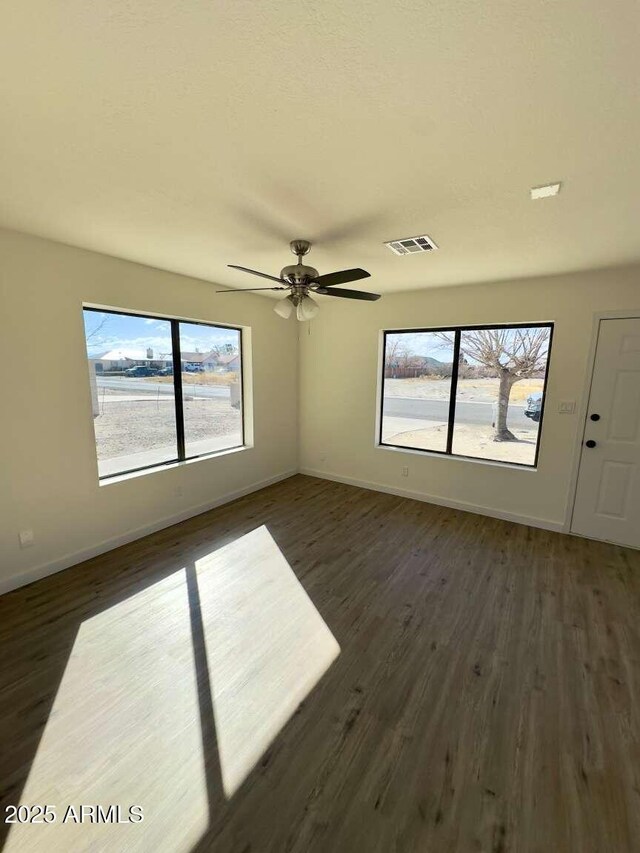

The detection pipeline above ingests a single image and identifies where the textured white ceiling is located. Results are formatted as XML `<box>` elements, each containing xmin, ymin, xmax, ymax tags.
<box><xmin>1</xmin><ymin>0</ymin><xmax>639</xmax><ymax>294</ymax></box>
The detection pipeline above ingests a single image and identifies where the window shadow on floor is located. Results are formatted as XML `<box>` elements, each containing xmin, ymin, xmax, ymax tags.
<box><xmin>0</xmin><ymin>494</ymin><xmax>340</xmax><ymax>852</ymax></box>
<box><xmin>184</xmin><ymin>563</ymin><xmax>226</xmax><ymax>819</ymax></box>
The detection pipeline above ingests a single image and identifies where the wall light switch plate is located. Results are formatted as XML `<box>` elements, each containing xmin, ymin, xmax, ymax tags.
<box><xmin>558</xmin><ymin>401</ymin><xmax>576</xmax><ymax>414</ymax></box>
<box><xmin>19</xmin><ymin>529</ymin><xmax>35</xmax><ymax>548</ymax></box>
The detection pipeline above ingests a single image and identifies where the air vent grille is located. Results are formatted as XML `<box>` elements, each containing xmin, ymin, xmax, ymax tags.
<box><xmin>384</xmin><ymin>235</ymin><xmax>438</xmax><ymax>255</ymax></box>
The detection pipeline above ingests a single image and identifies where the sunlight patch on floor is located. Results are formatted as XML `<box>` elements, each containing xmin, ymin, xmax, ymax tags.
<box><xmin>197</xmin><ymin>525</ymin><xmax>340</xmax><ymax>797</ymax></box>
<box><xmin>6</xmin><ymin>526</ymin><xmax>339</xmax><ymax>851</ymax></box>
<box><xmin>5</xmin><ymin>569</ymin><xmax>209</xmax><ymax>853</ymax></box>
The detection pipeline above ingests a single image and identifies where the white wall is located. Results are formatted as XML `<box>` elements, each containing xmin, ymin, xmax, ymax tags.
<box><xmin>0</xmin><ymin>228</ymin><xmax>298</xmax><ymax>592</ymax></box>
<box><xmin>299</xmin><ymin>265</ymin><xmax>640</xmax><ymax>530</ymax></box>
<box><xmin>2</xmin><ymin>226</ymin><xmax>639</xmax><ymax>595</ymax></box>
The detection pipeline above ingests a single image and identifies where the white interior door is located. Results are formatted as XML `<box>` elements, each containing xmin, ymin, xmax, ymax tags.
<box><xmin>572</xmin><ymin>318</ymin><xmax>640</xmax><ymax>549</ymax></box>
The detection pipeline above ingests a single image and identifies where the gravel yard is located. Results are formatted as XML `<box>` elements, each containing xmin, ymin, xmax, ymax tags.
<box><xmin>93</xmin><ymin>397</ymin><xmax>241</xmax><ymax>461</ymax></box>
<box><xmin>386</xmin><ymin>423</ymin><xmax>539</xmax><ymax>465</ymax></box>
<box><xmin>383</xmin><ymin>377</ymin><xmax>544</xmax><ymax>402</ymax></box>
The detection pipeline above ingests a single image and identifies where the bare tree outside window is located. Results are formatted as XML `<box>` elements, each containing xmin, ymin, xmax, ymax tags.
<box><xmin>380</xmin><ymin>324</ymin><xmax>553</xmax><ymax>467</ymax></box>
<box><xmin>84</xmin><ymin>313</ymin><xmax>112</xmax><ymax>350</ymax></box>
<box><xmin>434</xmin><ymin>327</ymin><xmax>551</xmax><ymax>442</ymax></box>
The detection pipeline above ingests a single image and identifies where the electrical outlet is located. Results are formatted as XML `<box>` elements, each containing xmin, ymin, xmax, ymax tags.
<box><xmin>402</xmin><ymin>466</ymin><xmax>409</xmax><ymax>477</ymax></box>
<box><xmin>19</xmin><ymin>529</ymin><xmax>35</xmax><ymax>548</ymax></box>
<box><xmin>175</xmin><ymin>486</ymin><xmax>184</xmax><ymax>498</ymax></box>
<box><xmin>319</xmin><ymin>451</ymin><xmax>327</xmax><ymax>463</ymax></box>
<box><xmin>558</xmin><ymin>401</ymin><xmax>576</xmax><ymax>414</ymax></box>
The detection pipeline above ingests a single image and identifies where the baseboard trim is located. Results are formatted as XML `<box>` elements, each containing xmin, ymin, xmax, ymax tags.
<box><xmin>2</xmin><ymin>466</ymin><xmax>565</xmax><ymax>597</ymax></box>
<box><xmin>1</xmin><ymin>469</ymin><xmax>297</xmax><ymax>596</ymax></box>
<box><xmin>299</xmin><ymin>468</ymin><xmax>564</xmax><ymax>533</ymax></box>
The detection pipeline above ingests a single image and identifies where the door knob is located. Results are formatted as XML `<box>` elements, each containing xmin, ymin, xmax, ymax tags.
<box><xmin>590</xmin><ymin>414</ymin><xmax>601</xmax><ymax>421</ymax></box>
<box><xmin>585</xmin><ymin>439</ymin><xmax>597</xmax><ymax>448</ymax></box>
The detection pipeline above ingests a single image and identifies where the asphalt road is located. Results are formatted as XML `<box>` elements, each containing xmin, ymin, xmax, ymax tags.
<box><xmin>96</xmin><ymin>377</ymin><xmax>230</xmax><ymax>398</ymax></box>
<box><xmin>96</xmin><ymin>379</ymin><xmax>533</xmax><ymax>428</ymax></box>
<box><xmin>383</xmin><ymin>396</ymin><xmax>533</xmax><ymax>429</ymax></box>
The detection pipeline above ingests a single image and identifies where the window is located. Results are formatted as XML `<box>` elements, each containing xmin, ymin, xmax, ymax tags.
<box><xmin>83</xmin><ymin>308</ymin><xmax>244</xmax><ymax>479</ymax></box>
<box><xmin>380</xmin><ymin>324</ymin><xmax>553</xmax><ymax>467</ymax></box>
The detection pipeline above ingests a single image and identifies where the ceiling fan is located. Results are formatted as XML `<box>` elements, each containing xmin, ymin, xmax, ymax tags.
<box><xmin>220</xmin><ymin>240</ymin><xmax>381</xmax><ymax>320</ymax></box>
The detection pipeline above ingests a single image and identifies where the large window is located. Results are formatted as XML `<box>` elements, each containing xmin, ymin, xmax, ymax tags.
<box><xmin>380</xmin><ymin>323</ymin><xmax>553</xmax><ymax>467</ymax></box>
<box><xmin>83</xmin><ymin>308</ymin><xmax>244</xmax><ymax>478</ymax></box>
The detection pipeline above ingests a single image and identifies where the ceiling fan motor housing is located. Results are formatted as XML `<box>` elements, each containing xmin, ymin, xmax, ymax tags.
<box><xmin>280</xmin><ymin>263</ymin><xmax>319</xmax><ymax>284</ymax></box>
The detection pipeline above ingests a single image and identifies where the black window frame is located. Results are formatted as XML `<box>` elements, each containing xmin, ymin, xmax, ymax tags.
<box><xmin>83</xmin><ymin>306</ymin><xmax>245</xmax><ymax>480</ymax></box>
<box><xmin>379</xmin><ymin>322</ymin><xmax>554</xmax><ymax>468</ymax></box>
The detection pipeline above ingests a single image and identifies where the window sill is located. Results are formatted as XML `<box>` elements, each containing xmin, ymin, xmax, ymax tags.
<box><xmin>98</xmin><ymin>444</ymin><xmax>251</xmax><ymax>487</ymax></box>
<box><xmin>376</xmin><ymin>442</ymin><xmax>538</xmax><ymax>472</ymax></box>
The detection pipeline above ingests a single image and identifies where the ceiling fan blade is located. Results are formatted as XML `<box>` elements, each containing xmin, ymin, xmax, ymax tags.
<box><xmin>314</xmin><ymin>268</ymin><xmax>371</xmax><ymax>288</ymax></box>
<box><xmin>227</xmin><ymin>264</ymin><xmax>285</xmax><ymax>284</ymax></box>
<box><xmin>315</xmin><ymin>286</ymin><xmax>380</xmax><ymax>301</ymax></box>
<box><xmin>217</xmin><ymin>286</ymin><xmax>288</xmax><ymax>293</ymax></box>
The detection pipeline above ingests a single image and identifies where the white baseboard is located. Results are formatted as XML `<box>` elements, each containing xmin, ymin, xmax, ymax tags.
<box><xmin>299</xmin><ymin>468</ymin><xmax>564</xmax><ymax>533</ymax></box>
<box><xmin>1</xmin><ymin>470</ymin><xmax>297</xmax><ymax>596</ymax></box>
<box><xmin>1</xmin><ymin>465</ymin><xmax>565</xmax><ymax>597</ymax></box>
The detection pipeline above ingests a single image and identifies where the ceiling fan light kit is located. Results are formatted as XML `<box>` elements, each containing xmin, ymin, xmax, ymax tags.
<box><xmin>273</xmin><ymin>295</ymin><xmax>294</xmax><ymax>319</ymax></box>
<box><xmin>221</xmin><ymin>240</ymin><xmax>380</xmax><ymax>320</ymax></box>
<box><xmin>296</xmin><ymin>294</ymin><xmax>319</xmax><ymax>321</ymax></box>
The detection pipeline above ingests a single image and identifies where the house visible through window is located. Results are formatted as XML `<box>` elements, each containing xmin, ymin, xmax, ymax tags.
<box><xmin>380</xmin><ymin>324</ymin><xmax>553</xmax><ymax>467</ymax></box>
<box><xmin>83</xmin><ymin>308</ymin><xmax>244</xmax><ymax>478</ymax></box>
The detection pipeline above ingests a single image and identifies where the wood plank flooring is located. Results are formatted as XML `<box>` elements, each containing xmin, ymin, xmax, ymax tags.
<box><xmin>1</xmin><ymin>474</ymin><xmax>640</xmax><ymax>852</ymax></box>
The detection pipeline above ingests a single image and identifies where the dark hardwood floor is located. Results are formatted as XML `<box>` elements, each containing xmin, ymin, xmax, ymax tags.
<box><xmin>1</xmin><ymin>474</ymin><xmax>640</xmax><ymax>852</ymax></box>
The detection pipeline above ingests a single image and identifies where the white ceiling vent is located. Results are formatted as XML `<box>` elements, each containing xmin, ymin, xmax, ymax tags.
<box><xmin>384</xmin><ymin>235</ymin><xmax>438</xmax><ymax>255</ymax></box>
